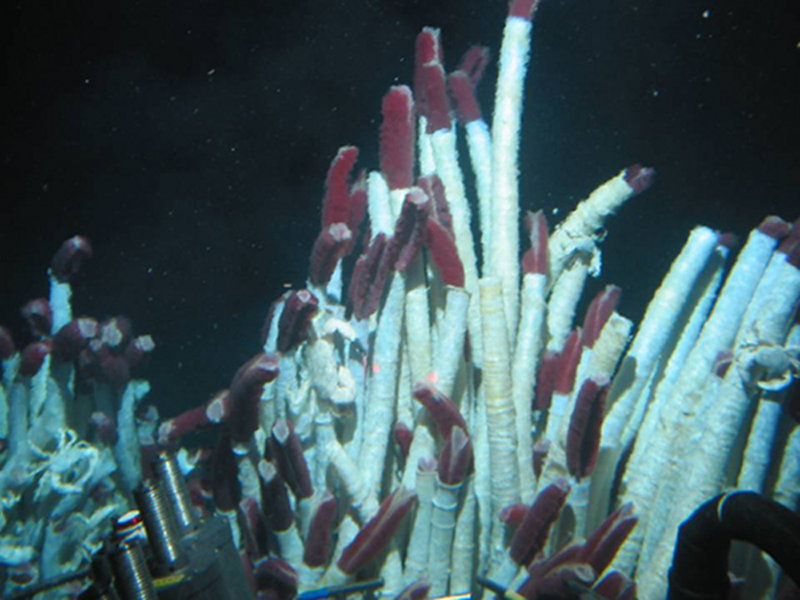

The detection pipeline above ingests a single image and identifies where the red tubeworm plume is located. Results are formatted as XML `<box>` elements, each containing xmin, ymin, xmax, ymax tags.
<box><xmin>522</xmin><ymin>210</ymin><xmax>550</xmax><ymax>276</ymax></box>
<box><xmin>303</xmin><ymin>491</ymin><xmax>337</xmax><ymax>567</ymax></box>
<box><xmin>414</xmin><ymin>27</ymin><xmax>442</xmax><ymax>119</ymax></box>
<box><xmin>623</xmin><ymin>164</ymin><xmax>656</xmax><ymax>195</ymax></box>
<box><xmin>566</xmin><ymin>377</ymin><xmax>609</xmax><ymax>479</ymax></box>
<box><xmin>757</xmin><ymin>215</ymin><xmax>790</xmax><ymax>240</ymax></box>
<box><xmin>413</xmin><ymin>381</ymin><xmax>468</xmax><ymax>439</ymax></box>
<box><xmin>509</xmin><ymin>479</ymin><xmax>571</xmax><ymax>567</ymax></box>
<box><xmin>509</xmin><ymin>0</ymin><xmax>543</xmax><ymax>20</ymax></box>
<box><xmin>252</xmin><ymin>556</ymin><xmax>297</xmax><ymax>600</ymax></box>
<box><xmin>228</xmin><ymin>352</ymin><xmax>280</xmax><ymax>444</ymax></box>
<box><xmin>157</xmin><ymin>389</ymin><xmax>231</xmax><ymax>445</ymax></box>
<box><xmin>582</xmin><ymin>286</ymin><xmax>621</xmax><ymax>348</ymax></box>
<box><xmin>50</xmin><ymin>235</ymin><xmax>92</xmax><ymax>283</ymax></box>
<box><xmin>238</xmin><ymin>496</ymin><xmax>270</xmax><ymax>558</ymax></box>
<box><xmin>321</xmin><ymin>146</ymin><xmax>359</xmax><ymax>228</ymax></box>
<box><xmin>394</xmin><ymin>580</ymin><xmax>432</xmax><ymax>600</ymax></box>
<box><xmin>337</xmin><ymin>486</ymin><xmax>416</xmax><ymax>575</ymax></box>
<box><xmin>89</xmin><ymin>411</ymin><xmax>118</xmax><ymax>445</ymax></box>
<box><xmin>20</xmin><ymin>340</ymin><xmax>52</xmax><ymax>377</ymax></box>
<box><xmin>347</xmin><ymin>233</ymin><xmax>389</xmax><ymax>320</ymax></box>
<box><xmin>390</xmin><ymin>189</ymin><xmax>431</xmax><ymax>272</ymax></box>
<box><xmin>309</xmin><ymin>223</ymin><xmax>352</xmax><ymax>287</ymax></box>
<box><xmin>420</xmin><ymin>61</ymin><xmax>452</xmax><ymax>134</ymax></box>
<box><xmin>457</xmin><ymin>45</ymin><xmax>490</xmax><ymax>88</ymax></box>
<box><xmin>52</xmin><ymin>317</ymin><xmax>98</xmax><ymax>361</ymax></box>
<box><xmin>268</xmin><ymin>419</ymin><xmax>313</xmax><ymax>499</ymax></box>
<box><xmin>20</xmin><ymin>298</ymin><xmax>52</xmax><ymax>338</ymax></box>
<box><xmin>448</xmin><ymin>44</ymin><xmax>490</xmax><ymax>123</ymax></box>
<box><xmin>593</xmin><ymin>571</ymin><xmax>637</xmax><ymax>600</ymax></box>
<box><xmin>437</xmin><ymin>426</ymin><xmax>473</xmax><ymax>486</ymax></box>
<box><xmin>425</xmin><ymin>217</ymin><xmax>465</xmax><ymax>287</ymax></box>
<box><xmin>257</xmin><ymin>459</ymin><xmax>294</xmax><ymax>533</ymax></box>
<box><xmin>519</xmin><ymin>562</ymin><xmax>595</xmax><ymax>600</ymax></box>
<box><xmin>276</xmin><ymin>289</ymin><xmax>318</xmax><ymax>353</ymax></box>
<box><xmin>500</xmin><ymin>503</ymin><xmax>530</xmax><ymax>526</ymax></box>
<box><xmin>578</xmin><ymin>502</ymin><xmax>638</xmax><ymax>576</ymax></box>
<box><xmin>418</xmin><ymin>174</ymin><xmax>453</xmax><ymax>237</ymax></box>
<box><xmin>554</xmin><ymin>329</ymin><xmax>582</xmax><ymax>395</ymax></box>
<box><xmin>393</xmin><ymin>421</ymin><xmax>413</xmax><ymax>459</ymax></box>
<box><xmin>0</xmin><ymin>326</ymin><xmax>16</xmax><ymax>360</ymax></box>
<box><xmin>380</xmin><ymin>85</ymin><xmax>415</xmax><ymax>191</ymax></box>
<box><xmin>535</xmin><ymin>351</ymin><xmax>559</xmax><ymax>411</ymax></box>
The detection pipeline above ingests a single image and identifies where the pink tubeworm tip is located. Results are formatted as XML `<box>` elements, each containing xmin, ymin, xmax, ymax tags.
<box><xmin>522</xmin><ymin>210</ymin><xmax>550</xmax><ymax>276</ymax></box>
<box><xmin>534</xmin><ymin>351</ymin><xmax>559</xmax><ymax>411</ymax></box>
<box><xmin>52</xmin><ymin>317</ymin><xmax>98</xmax><ymax>361</ymax></box>
<box><xmin>337</xmin><ymin>486</ymin><xmax>417</xmax><ymax>575</ymax></box>
<box><xmin>50</xmin><ymin>235</ymin><xmax>93</xmax><ymax>283</ymax></box>
<box><xmin>420</xmin><ymin>62</ymin><xmax>452</xmax><ymax>133</ymax></box>
<box><xmin>393</xmin><ymin>421</ymin><xmax>414</xmax><ymax>459</ymax></box>
<box><xmin>380</xmin><ymin>85</ymin><xmax>416</xmax><ymax>191</ymax></box>
<box><xmin>413</xmin><ymin>381</ymin><xmax>468</xmax><ymax>439</ymax></box>
<box><xmin>99</xmin><ymin>316</ymin><xmax>133</xmax><ymax>353</ymax></box>
<box><xmin>308</xmin><ymin>224</ymin><xmax>353</xmax><ymax>286</ymax></box>
<box><xmin>757</xmin><ymin>215</ymin><xmax>790</xmax><ymax>240</ymax></box>
<box><xmin>566</xmin><ymin>377</ymin><xmax>609</xmax><ymax>479</ymax></box>
<box><xmin>276</xmin><ymin>289</ymin><xmax>319</xmax><ymax>353</ymax></box>
<box><xmin>457</xmin><ymin>45</ymin><xmax>491</xmax><ymax>87</ymax></box>
<box><xmin>229</xmin><ymin>352</ymin><xmax>280</xmax><ymax>444</ymax></box>
<box><xmin>554</xmin><ymin>328</ymin><xmax>583</xmax><ymax>395</ymax></box>
<box><xmin>508</xmin><ymin>0</ymin><xmax>541</xmax><ymax>20</ymax></box>
<box><xmin>303</xmin><ymin>491</ymin><xmax>338</xmax><ymax>567</ymax></box>
<box><xmin>437</xmin><ymin>425</ymin><xmax>473</xmax><ymax>485</ymax></box>
<box><xmin>322</xmin><ymin>146</ymin><xmax>359</xmax><ymax>228</ymax></box>
<box><xmin>0</xmin><ymin>326</ymin><xmax>15</xmax><ymax>360</ymax></box>
<box><xmin>581</xmin><ymin>285</ymin><xmax>621</xmax><ymax>349</ymax></box>
<box><xmin>500</xmin><ymin>503</ymin><xmax>530</xmax><ymax>526</ymax></box>
<box><xmin>425</xmin><ymin>217</ymin><xmax>465</xmax><ymax>287</ymax></box>
<box><xmin>258</xmin><ymin>459</ymin><xmax>295</xmax><ymax>532</ymax></box>
<box><xmin>19</xmin><ymin>340</ymin><xmax>52</xmax><ymax>377</ymax></box>
<box><xmin>623</xmin><ymin>164</ymin><xmax>656</xmax><ymax>195</ymax></box>
<box><xmin>448</xmin><ymin>71</ymin><xmax>482</xmax><ymax>124</ymax></box>
<box><xmin>20</xmin><ymin>298</ymin><xmax>52</xmax><ymax>338</ymax></box>
<box><xmin>418</xmin><ymin>174</ymin><xmax>453</xmax><ymax>235</ymax></box>
<box><xmin>126</xmin><ymin>334</ymin><xmax>155</xmax><ymax>372</ymax></box>
<box><xmin>509</xmin><ymin>478</ymin><xmax>571</xmax><ymax>566</ymax></box>
<box><xmin>270</xmin><ymin>419</ymin><xmax>313</xmax><ymax>499</ymax></box>
<box><xmin>395</xmin><ymin>580</ymin><xmax>432</xmax><ymax>600</ymax></box>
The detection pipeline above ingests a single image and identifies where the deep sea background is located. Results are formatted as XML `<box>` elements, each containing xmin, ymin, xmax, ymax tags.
<box><xmin>2</xmin><ymin>0</ymin><xmax>798</xmax><ymax>418</ymax></box>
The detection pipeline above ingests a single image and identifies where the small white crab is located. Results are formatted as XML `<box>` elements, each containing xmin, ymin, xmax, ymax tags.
<box><xmin>737</xmin><ymin>339</ymin><xmax>800</xmax><ymax>392</ymax></box>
